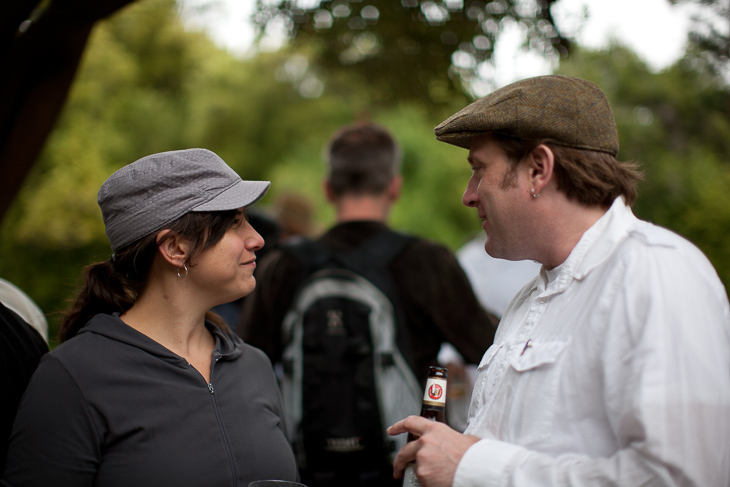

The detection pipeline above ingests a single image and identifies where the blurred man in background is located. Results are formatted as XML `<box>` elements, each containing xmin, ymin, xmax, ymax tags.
<box><xmin>240</xmin><ymin>121</ymin><xmax>498</xmax><ymax>487</ymax></box>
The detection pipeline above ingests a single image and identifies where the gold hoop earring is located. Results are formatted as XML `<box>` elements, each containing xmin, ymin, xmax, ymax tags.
<box><xmin>177</xmin><ymin>264</ymin><xmax>188</xmax><ymax>279</ymax></box>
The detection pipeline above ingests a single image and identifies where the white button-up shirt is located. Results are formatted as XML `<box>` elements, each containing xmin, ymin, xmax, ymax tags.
<box><xmin>455</xmin><ymin>198</ymin><xmax>730</xmax><ymax>487</ymax></box>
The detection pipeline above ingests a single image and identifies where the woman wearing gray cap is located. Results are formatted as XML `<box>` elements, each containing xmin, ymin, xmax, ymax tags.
<box><xmin>2</xmin><ymin>149</ymin><xmax>300</xmax><ymax>486</ymax></box>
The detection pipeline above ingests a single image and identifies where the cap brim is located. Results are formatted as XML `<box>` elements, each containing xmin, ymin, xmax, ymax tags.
<box><xmin>434</xmin><ymin>131</ymin><xmax>484</xmax><ymax>150</ymax></box>
<box><xmin>193</xmin><ymin>180</ymin><xmax>271</xmax><ymax>212</ymax></box>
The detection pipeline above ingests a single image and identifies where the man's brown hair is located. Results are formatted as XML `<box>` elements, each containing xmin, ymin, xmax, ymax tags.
<box><xmin>494</xmin><ymin>133</ymin><xmax>643</xmax><ymax>207</ymax></box>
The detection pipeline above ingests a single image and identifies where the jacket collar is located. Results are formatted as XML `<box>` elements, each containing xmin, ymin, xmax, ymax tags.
<box><xmin>77</xmin><ymin>313</ymin><xmax>243</xmax><ymax>362</ymax></box>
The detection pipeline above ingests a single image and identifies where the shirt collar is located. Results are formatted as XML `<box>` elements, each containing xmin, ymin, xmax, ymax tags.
<box><xmin>538</xmin><ymin>197</ymin><xmax>638</xmax><ymax>296</ymax></box>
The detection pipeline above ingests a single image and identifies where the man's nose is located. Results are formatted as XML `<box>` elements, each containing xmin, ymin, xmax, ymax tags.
<box><xmin>462</xmin><ymin>177</ymin><xmax>478</xmax><ymax>208</ymax></box>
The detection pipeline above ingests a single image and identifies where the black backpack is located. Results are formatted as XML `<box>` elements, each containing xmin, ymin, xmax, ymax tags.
<box><xmin>279</xmin><ymin>229</ymin><xmax>422</xmax><ymax>474</ymax></box>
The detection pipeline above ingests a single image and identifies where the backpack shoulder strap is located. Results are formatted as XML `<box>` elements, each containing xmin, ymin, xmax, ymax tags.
<box><xmin>281</xmin><ymin>229</ymin><xmax>415</xmax><ymax>282</ymax></box>
<box><xmin>339</xmin><ymin>229</ymin><xmax>414</xmax><ymax>278</ymax></box>
<box><xmin>281</xmin><ymin>238</ymin><xmax>331</xmax><ymax>276</ymax></box>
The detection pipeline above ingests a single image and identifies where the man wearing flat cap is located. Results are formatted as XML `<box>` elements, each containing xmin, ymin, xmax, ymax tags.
<box><xmin>388</xmin><ymin>75</ymin><xmax>730</xmax><ymax>487</ymax></box>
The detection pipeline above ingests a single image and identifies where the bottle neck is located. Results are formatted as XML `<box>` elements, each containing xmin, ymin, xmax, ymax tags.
<box><xmin>420</xmin><ymin>404</ymin><xmax>445</xmax><ymax>420</ymax></box>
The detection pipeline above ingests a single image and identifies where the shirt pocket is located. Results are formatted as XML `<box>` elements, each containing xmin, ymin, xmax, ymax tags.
<box><xmin>506</xmin><ymin>339</ymin><xmax>568</xmax><ymax>372</ymax></box>
<box><xmin>501</xmin><ymin>339</ymin><xmax>570</xmax><ymax>445</ymax></box>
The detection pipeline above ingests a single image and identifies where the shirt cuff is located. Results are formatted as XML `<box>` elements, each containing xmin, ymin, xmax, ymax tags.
<box><xmin>453</xmin><ymin>439</ymin><xmax>525</xmax><ymax>487</ymax></box>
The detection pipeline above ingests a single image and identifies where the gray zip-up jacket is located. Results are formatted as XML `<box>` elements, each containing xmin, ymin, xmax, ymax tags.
<box><xmin>2</xmin><ymin>313</ymin><xmax>298</xmax><ymax>487</ymax></box>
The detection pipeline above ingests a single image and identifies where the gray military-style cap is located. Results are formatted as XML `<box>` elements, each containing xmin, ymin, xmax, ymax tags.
<box><xmin>434</xmin><ymin>75</ymin><xmax>619</xmax><ymax>155</ymax></box>
<box><xmin>98</xmin><ymin>148</ymin><xmax>270</xmax><ymax>251</ymax></box>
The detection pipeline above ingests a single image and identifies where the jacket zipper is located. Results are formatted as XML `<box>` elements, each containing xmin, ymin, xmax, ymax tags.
<box><xmin>198</xmin><ymin>355</ymin><xmax>237</xmax><ymax>486</ymax></box>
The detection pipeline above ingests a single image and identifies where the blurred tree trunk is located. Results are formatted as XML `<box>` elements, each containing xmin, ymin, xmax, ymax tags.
<box><xmin>0</xmin><ymin>0</ymin><xmax>135</xmax><ymax>225</ymax></box>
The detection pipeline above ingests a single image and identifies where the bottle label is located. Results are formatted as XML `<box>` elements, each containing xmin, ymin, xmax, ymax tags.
<box><xmin>422</xmin><ymin>377</ymin><xmax>447</xmax><ymax>406</ymax></box>
<box><xmin>403</xmin><ymin>463</ymin><xmax>420</xmax><ymax>487</ymax></box>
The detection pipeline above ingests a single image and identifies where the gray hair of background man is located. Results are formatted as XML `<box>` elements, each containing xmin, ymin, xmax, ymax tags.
<box><xmin>325</xmin><ymin>122</ymin><xmax>402</xmax><ymax>197</ymax></box>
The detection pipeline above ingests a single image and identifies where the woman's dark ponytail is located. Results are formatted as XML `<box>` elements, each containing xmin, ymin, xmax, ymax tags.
<box><xmin>60</xmin><ymin>233</ymin><xmax>157</xmax><ymax>342</ymax></box>
<box><xmin>59</xmin><ymin>260</ymin><xmax>134</xmax><ymax>342</ymax></box>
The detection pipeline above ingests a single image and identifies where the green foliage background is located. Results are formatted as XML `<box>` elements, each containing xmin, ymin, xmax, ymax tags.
<box><xmin>1</xmin><ymin>0</ymin><xmax>728</xmax><ymax>347</ymax></box>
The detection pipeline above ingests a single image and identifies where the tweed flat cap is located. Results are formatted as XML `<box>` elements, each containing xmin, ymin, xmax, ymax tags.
<box><xmin>98</xmin><ymin>148</ymin><xmax>270</xmax><ymax>251</ymax></box>
<box><xmin>434</xmin><ymin>75</ymin><xmax>619</xmax><ymax>155</ymax></box>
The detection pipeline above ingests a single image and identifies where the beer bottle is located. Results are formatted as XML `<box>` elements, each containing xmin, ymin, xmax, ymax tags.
<box><xmin>402</xmin><ymin>366</ymin><xmax>448</xmax><ymax>487</ymax></box>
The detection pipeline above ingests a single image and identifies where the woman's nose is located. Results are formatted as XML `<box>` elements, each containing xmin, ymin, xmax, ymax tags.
<box><xmin>246</xmin><ymin>228</ymin><xmax>265</xmax><ymax>251</ymax></box>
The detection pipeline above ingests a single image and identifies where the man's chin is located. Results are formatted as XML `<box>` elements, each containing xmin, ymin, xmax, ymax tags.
<box><xmin>484</xmin><ymin>238</ymin><xmax>513</xmax><ymax>261</ymax></box>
